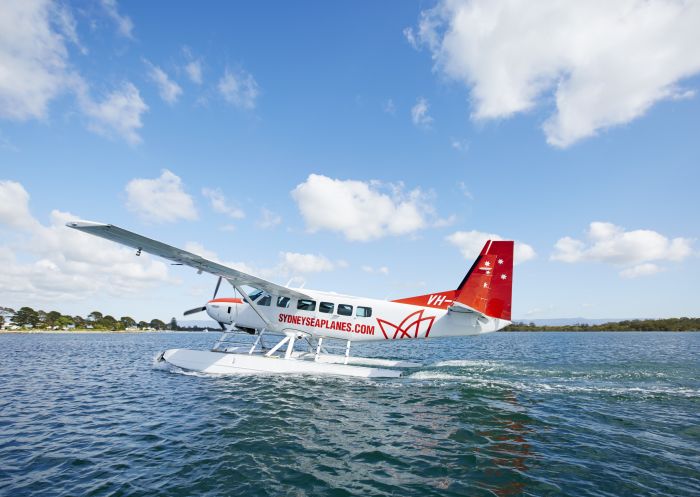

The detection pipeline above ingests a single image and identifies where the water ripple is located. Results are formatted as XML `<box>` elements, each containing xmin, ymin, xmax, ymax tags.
<box><xmin>1</xmin><ymin>332</ymin><xmax>699</xmax><ymax>496</ymax></box>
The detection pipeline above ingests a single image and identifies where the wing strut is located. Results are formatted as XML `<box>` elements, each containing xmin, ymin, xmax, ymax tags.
<box><xmin>231</xmin><ymin>282</ymin><xmax>275</xmax><ymax>330</ymax></box>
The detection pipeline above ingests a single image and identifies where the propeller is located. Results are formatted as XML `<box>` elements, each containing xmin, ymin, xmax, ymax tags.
<box><xmin>182</xmin><ymin>276</ymin><xmax>228</xmax><ymax>330</ymax></box>
<box><xmin>212</xmin><ymin>276</ymin><xmax>222</xmax><ymax>299</ymax></box>
<box><xmin>184</xmin><ymin>306</ymin><xmax>206</xmax><ymax>316</ymax></box>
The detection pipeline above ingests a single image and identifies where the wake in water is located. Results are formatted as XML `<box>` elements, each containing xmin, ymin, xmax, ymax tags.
<box><xmin>410</xmin><ymin>358</ymin><xmax>700</xmax><ymax>398</ymax></box>
<box><xmin>150</xmin><ymin>350</ymin><xmax>700</xmax><ymax>398</ymax></box>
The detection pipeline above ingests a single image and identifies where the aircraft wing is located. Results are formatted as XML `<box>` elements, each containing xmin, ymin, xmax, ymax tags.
<box><xmin>66</xmin><ymin>220</ymin><xmax>312</xmax><ymax>300</ymax></box>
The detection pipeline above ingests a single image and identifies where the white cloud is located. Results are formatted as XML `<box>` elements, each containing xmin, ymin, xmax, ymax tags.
<box><xmin>218</xmin><ymin>69</ymin><xmax>259</xmax><ymax>109</ymax></box>
<box><xmin>411</xmin><ymin>97</ymin><xmax>433</xmax><ymax>127</ymax></box>
<box><xmin>202</xmin><ymin>188</ymin><xmax>245</xmax><ymax>219</ymax></box>
<box><xmin>125</xmin><ymin>170</ymin><xmax>198</xmax><ymax>223</ymax></box>
<box><xmin>446</xmin><ymin>230</ymin><xmax>536</xmax><ymax>264</ymax></box>
<box><xmin>183</xmin><ymin>241</ymin><xmax>255</xmax><ymax>275</ymax></box>
<box><xmin>101</xmin><ymin>0</ymin><xmax>134</xmax><ymax>38</ymax></box>
<box><xmin>362</xmin><ymin>265</ymin><xmax>390</xmax><ymax>275</ymax></box>
<box><xmin>620</xmin><ymin>263</ymin><xmax>663</xmax><ymax>279</ymax></box>
<box><xmin>291</xmin><ymin>174</ymin><xmax>442</xmax><ymax>242</ymax></box>
<box><xmin>0</xmin><ymin>181</ymin><xmax>169</xmax><ymax>303</ymax></box>
<box><xmin>457</xmin><ymin>181</ymin><xmax>473</xmax><ymax>199</ymax></box>
<box><xmin>433</xmin><ymin>215</ymin><xmax>457</xmax><ymax>228</ymax></box>
<box><xmin>257</xmin><ymin>208</ymin><xmax>281</xmax><ymax>229</ymax></box>
<box><xmin>0</xmin><ymin>1</ymin><xmax>148</xmax><ymax>145</ymax></box>
<box><xmin>185</xmin><ymin>60</ymin><xmax>203</xmax><ymax>85</ymax></box>
<box><xmin>0</xmin><ymin>0</ymin><xmax>77</xmax><ymax>121</ymax></box>
<box><xmin>410</xmin><ymin>0</ymin><xmax>700</xmax><ymax>147</ymax></box>
<box><xmin>182</xmin><ymin>242</ymin><xmax>336</xmax><ymax>280</ymax></box>
<box><xmin>0</xmin><ymin>180</ymin><xmax>41</xmax><ymax>231</ymax></box>
<box><xmin>552</xmin><ymin>222</ymin><xmax>692</xmax><ymax>276</ymax></box>
<box><xmin>182</xmin><ymin>47</ymin><xmax>203</xmax><ymax>84</ymax></box>
<box><xmin>383</xmin><ymin>98</ymin><xmax>396</xmax><ymax>114</ymax></box>
<box><xmin>276</xmin><ymin>252</ymin><xmax>335</xmax><ymax>275</ymax></box>
<box><xmin>403</xmin><ymin>27</ymin><xmax>418</xmax><ymax>49</ymax></box>
<box><xmin>451</xmin><ymin>138</ymin><xmax>468</xmax><ymax>152</ymax></box>
<box><xmin>80</xmin><ymin>82</ymin><xmax>148</xmax><ymax>144</ymax></box>
<box><xmin>145</xmin><ymin>61</ymin><xmax>182</xmax><ymax>104</ymax></box>
<box><xmin>53</xmin><ymin>2</ymin><xmax>85</xmax><ymax>54</ymax></box>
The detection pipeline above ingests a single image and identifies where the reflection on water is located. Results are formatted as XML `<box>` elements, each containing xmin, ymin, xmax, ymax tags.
<box><xmin>1</xmin><ymin>331</ymin><xmax>699</xmax><ymax>496</ymax></box>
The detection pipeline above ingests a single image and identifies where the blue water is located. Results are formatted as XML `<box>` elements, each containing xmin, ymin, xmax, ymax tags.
<box><xmin>1</xmin><ymin>332</ymin><xmax>698</xmax><ymax>496</ymax></box>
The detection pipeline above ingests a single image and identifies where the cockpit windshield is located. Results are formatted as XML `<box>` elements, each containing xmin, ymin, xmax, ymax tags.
<box><xmin>247</xmin><ymin>290</ymin><xmax>264</xmax><ymax>302</ymax></box>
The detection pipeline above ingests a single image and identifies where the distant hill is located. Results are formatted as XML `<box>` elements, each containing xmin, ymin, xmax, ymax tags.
<box><xmin>513</xmin><ymin>317</ymin><xmax>627</xmax><ymax>326</ymax></box>
<box><xmin>504</xmin><ymin>317</ymin><xmax>700</xmax><ymax>332</ymax></box>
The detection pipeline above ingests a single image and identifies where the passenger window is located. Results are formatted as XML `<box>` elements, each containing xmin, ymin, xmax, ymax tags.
<box><xmin>258</xmin><ymin>295</ymin><xmax>271</xmax><ymax>306</ymax></box>
<box><xmin>338</xmin><ymin>304</ymin><xmax>353</xmax><ymax>316</ymax></box>
<box><xmin>277</xmin><ymin>296</ymin><xmax>290</xmax><ymax>308</ymax></box>
<box><xmin>297</xmin><ymin>299</ymin><xmax>316</xmax><ymax>312</ymax></box>
<box><xmin>356</xmin><ymin>306</ymin><xmax>372</xmax><ymax>318</ymax></box>
<box><xmin>319</xmin><ymin>302</ymin><xmax>334</xmax><ymax>314</ymax></box>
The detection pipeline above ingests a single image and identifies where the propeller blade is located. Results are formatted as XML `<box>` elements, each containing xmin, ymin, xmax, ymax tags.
<box><xmin>183</xmin><ymin>306</ymin><xmax>206</xmax><ymax>316</ymax></box>
<box><xmin>213</xmin><ymin>276</ymin><xmax>222</xmax><ymax>299</ymax></box>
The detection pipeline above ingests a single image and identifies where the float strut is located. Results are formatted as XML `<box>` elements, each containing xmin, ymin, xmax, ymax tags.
<box><xmin>265</xmin><ymin>336</ymin><xmax>290</xmax><ymax>357</ymax></box>
<box><xmin>284</xmin><ymin>335</ymin><xmax>296</xmax><ymax>359</ymax></box>
<box><xmin>249</xmin><ymin>330</ymin><xmax>264</xmax><ymax>354</ymax></box>
<box><xmin>314</xmin><ymin>337</ymin><xmax>323</xmax><ymax>362</ymax></box>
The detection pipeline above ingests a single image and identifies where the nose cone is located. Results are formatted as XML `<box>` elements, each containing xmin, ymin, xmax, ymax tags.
<box><xmin>205</xmin><ymin>297</ymin><xmax>243</xmax><ymax>324</ymax></box>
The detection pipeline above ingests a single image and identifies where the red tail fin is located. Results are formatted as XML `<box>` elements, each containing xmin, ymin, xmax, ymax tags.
<box><xmin>391</xmin><ymin>240</ymin><xmax>514</xmax><ymax>319</ymax></box>
<box><xmin>455</xmin><ymin>240</ymin><xmax>513</xmax><ymax>320</ymax></box>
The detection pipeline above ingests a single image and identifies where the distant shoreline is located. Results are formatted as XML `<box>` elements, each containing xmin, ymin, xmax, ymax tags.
<box><xmin>501</xmin><ymin>329</ymin><xmax>699</xmax><ymax>332</ymax></box>
<box><xmin>504</xmin><ymin>317</ymin><xmax>699</xmax><ymax>332</ymax></box>
<box><xmin>0</xmin><ymin>329</ymin><xmax>205</xmax><ymax>334</ymax></box>
<box><xmin>1</xmin><ymin>329</ymin><xmax>698</xmax><ymax>335</ymax></box>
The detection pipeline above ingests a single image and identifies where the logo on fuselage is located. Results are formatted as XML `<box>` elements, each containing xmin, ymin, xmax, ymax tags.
<box><xmin>376</xmin><ymin>309</ymin><xmax>435</xmax><ymax>340</ymax></box>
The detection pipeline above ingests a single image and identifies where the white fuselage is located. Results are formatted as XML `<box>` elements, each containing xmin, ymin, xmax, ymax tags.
<box><xmin>206</xmin><ymin>288</ymin><xmax>509</xmax><ymax>342</ymax></box>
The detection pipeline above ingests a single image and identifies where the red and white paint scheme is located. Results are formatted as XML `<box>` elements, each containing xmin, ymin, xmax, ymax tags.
<box><xmin>67</xmin><ymin>221</ymin><xmax>514</xmax><ymax>378</ymax></box>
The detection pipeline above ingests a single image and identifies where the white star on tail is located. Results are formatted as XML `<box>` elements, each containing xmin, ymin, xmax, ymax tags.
<box><xmin>497</xmin><ymin>259</ymin><xmax>504</xmax><ymax>265</ymax></box>
<box><xmin>482</xmin><ymin>282</ymin><xmax>488</xmax><ymax>288</ymax></box>
<box><xmin>485</xmin><ymin>261</ymin><xmax>491</xmax><ymax>267</ymax></box>
<box><xmin>501</xmin><ymin>274</ymin><xmax>507</xmax><ymax>280</ymax></box>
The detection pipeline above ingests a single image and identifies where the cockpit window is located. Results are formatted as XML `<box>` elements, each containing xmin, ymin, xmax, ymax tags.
<box><xmin>257</xmin><ymin>294</ymin><xmax>271</xmax><ymax>306</ymax></box>
<box><xmin>247</xmin><ymin>290</ymin><xmax>264</xmax><ymax>302</ymax></box>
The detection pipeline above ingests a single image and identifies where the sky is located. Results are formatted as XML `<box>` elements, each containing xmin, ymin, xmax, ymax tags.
<box><xmin>1</xmin><ymin>0</ymin><xmax>699</xmax><ymax>322</ymax></box>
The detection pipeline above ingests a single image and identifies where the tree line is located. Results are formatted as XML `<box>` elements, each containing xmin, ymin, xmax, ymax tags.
<box><xmin>502</xmin><ymin>317</ymin><xmax>700</xmax><ymax>332</ymax></box>
<box><xmin>0</xmin><ymin>306</ymin><xmax>177</xmax><ymax>331</ymax></box>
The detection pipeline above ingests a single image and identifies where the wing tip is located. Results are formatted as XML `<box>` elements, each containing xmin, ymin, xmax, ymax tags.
<box><xmin>65</xmin><ymin>220</ymin><xmax>109</xmax><ymax>230</ymax></box>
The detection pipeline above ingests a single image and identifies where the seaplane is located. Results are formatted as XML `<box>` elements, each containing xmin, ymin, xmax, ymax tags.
<box><xmin>67</xmin><ymin>221</ymin><xmax>514</xmax><ymax>378</ymax></box>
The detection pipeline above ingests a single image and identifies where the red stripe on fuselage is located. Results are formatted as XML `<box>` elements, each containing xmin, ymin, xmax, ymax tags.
<box><xmin>391</xmin><ymin>290</ymin><xmax>456</xmax><ymax>309</ymax></box>
<box><xmin>209</xmin><ymin>298</ymin><xmax>243</xmax><ymax>304</ymax></box>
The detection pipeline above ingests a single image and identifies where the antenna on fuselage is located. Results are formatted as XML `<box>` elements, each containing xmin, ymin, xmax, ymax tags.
<box><xmin>285</xmin><ymin>276</ymin><xmax>305</xmax><ymax>289</ymax></box>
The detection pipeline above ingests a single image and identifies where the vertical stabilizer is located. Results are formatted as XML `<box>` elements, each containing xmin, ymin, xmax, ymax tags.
<box><xmin>455</xmin><ymin>240</ymin><xmax>514</xmax><ymax>321</ymax></box>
